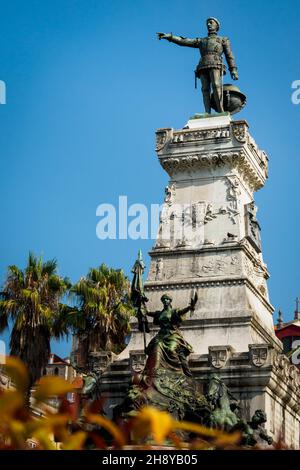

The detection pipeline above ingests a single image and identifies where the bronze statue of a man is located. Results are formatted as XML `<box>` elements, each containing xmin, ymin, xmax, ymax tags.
<box><xmin>157</xmin><ymin>18</ymin><xmax>238</xmax><ymax>114</ymax></box>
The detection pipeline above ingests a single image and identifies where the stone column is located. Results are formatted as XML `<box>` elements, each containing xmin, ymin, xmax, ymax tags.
<box><xmin>105</xmin><ymin>114</ymin><xmax>300</xmax><ymax>446</ymax></box>
<box><xmin>120</xmin><ymin>114</ymin><xmax>281</xmax><ymax>358</ymax></box>
<box><xmin>145</xmin><ymin>115</ymin><xmax>282</xmax><ymax>354</ymax></box>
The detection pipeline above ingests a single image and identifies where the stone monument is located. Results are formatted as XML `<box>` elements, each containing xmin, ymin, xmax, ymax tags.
<box><xmin>88</xmin><ymin>18</ymin><xmax>300</xmax><ymax>447</ymax></box>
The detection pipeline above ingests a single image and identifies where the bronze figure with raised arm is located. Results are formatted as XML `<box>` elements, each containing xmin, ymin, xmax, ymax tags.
<box><xmin>144</xmin><ymin>292</ymin><xmax>198</xmax><ymax>377</ymax></box>
<box><xmin>157</xmin><ymin>17</ymin><xmax>238</xmax><ymax>114</ymax></box>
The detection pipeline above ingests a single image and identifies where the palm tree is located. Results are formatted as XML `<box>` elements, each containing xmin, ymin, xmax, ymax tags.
<box><xmin>0</xmin><ymin>252</ymin><xmax>71</xmax><ymax>390</ymax></box>
<box><xmin>70</xmin><ymin>264</ymin><xmax>134</xmax><ymax>361</ymax></box>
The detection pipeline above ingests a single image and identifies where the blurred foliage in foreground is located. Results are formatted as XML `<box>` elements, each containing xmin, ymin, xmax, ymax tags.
<box><xmin>0</xmin><ymin>357</ymin><xmax>287</xmax><ymax>450</ymax></box>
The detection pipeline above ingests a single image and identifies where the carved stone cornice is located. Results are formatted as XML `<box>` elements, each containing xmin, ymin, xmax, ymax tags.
<box><xmin>156</xmin><ymin>126</ymin><xmax>231</xmax><ymax>152</ymax></box>
<box><xmin>145</xmin><ymin>278</ymin><xmax>246</xmax><ymax>290</ymax></box>
<box><xmin>156</xmin><ymin>120</ymin><xmax>268</xmax><ymax>192</ymax></box>
<box><xmin>267</xmin><ymin>352</ymin><xmax>300</xmax><ymax>411</ymax></box>
<box><xmin>232</xmin><ymin>121</ymin><xmax>269</xmax><ymax>176</ymax></box>
<box><xmin>159</xmin><ymin>150</ymin><xmax>265</xmax><ymax>192</ymax></box>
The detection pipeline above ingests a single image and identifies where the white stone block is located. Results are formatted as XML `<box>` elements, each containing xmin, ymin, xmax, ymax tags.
<box><xmin>185</xmin><ymin>113</ymin><xmax>231</xmax><ymax>129</ymax></box>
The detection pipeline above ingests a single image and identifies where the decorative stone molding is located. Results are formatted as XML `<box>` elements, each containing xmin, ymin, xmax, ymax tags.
<box><xmin>171</xmin><ymin>127</ymin><xmax>231</xmax><ymax>144</ymax></box>
<box><xmin>274</xmin><ymin>352</ymin><xmax>291</xmax><ymax>372</ymax></box>
<box><xmin>248</xmin><ymin>134</ymin><xmax>269</xmax><ymax>176</ymax></box>
<box><xmin>272</xmin><ymin>352</ymin><xmax>300</xmax><ymax>392</ymax></box>
<box><xmin>231</xmin><ymin>122</ymin><xmax>268</xmax><ymax>177</ymax></box>
<box><xmin>243</xmin><ymin>256</ymin><xmax>266</xmax><ymax>279</ymax></box>
<box><xmin>160</xmin><ymin>150</ymin><xmax>265</xmax><ymax>192</ymax></box>
<box><xmin>243</xmin><ymin>252</ymin><xmax>269</xmax><ymax>301</ymax></box>
<box><xmin>145</xmin><ymin>278</ymin><xmax>246</xmax><ymax>291</ymax></box>
<box><xmin>129</xmin><ymin>350</ymin><xmax>146</xmax><ymax>373</ymax></box>
<box><xmin>164</xmin><ymin>183</ymin><xmax>176</xmax><ymax>206</ymax></box>
<box><xmin>231</xmin><ymin>121</ymin><xmax>248</xmax><ymax>143</ymax></box>
<box><xmin>161</xmin><ymin>151</ymin><xmax>240</xmax><ymax>174</ymax></box>
<box><xmin>249</xmin><ymin>344</ymin><xmax>270</xmax><ymax>367</ymax></box>
<box><xmin>156</xmin><ymin>128</ymin><xmax>173</xmax><ymax>152</ymax></box>
<box><xmin>209</xmin><ymin>346</ymin><xmax>233</xmax><ymax>368</ymax></box>
<box><xmin>240</xmin><ymin>238</ymin><xmax>269</xmax><ymax>277</ymax></box>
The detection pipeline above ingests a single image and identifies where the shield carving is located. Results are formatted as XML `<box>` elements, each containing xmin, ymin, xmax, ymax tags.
<box><xmin>209</xmin><ymin>346</ymin><xmax>232</xmax><ymax>369</ymax></box>
<box><xmin>130</xmin><ymin>350</ymin><xmax>146</xmax><ymax>373</ymax></box>
<box><xmin>249</xmin><ymin>344</ymin><xmax>268</xmax><ymax>367</ymax></box>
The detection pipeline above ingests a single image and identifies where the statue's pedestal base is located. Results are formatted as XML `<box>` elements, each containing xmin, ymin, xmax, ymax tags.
<box><xmin>100</xmin><ymin>344</ymin><xmax>300</xmax><ymax>448</ymax></box>
<box><xmin>75</xmin><ymin>115</ymin><xmax>300</xmax><ymax>448</ymax></box>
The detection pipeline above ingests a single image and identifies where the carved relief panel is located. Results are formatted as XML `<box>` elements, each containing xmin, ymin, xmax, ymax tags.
<box><xmin>243</xmin><ymin>252</ymin><xmax>268</xmax><ymax>299</ymax></box>
<box><xmin>244</xmin><ymin>201</ymin><xmax>262</xmax><ymax>253</ymax></box>
<box><xmin>148</xmin><ymin>251</ymin><xmax>242</xmax><ymax>282</ymax></box>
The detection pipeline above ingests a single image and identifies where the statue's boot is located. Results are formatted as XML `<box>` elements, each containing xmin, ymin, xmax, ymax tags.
<box><xmin>200</xmin><ymin>74</ymin><xmax>211</xmax><ymax>113</ymax></box>
<box><xmin>202</xmin><ymin>90</ymin><xmax>211</xmax><ymax>114</ymax></box>
<box><xmin>212</xmin><ymin>85</ymin><xmax>224</xmax><ymax>113</ymax></box>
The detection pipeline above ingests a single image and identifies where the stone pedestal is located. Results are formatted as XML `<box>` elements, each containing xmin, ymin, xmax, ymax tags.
<box><xmin>100</xmin><ymin>346</ymin><xmax>300</xmax><ymax>447</ymax></box>
<box><xmin>119</xmin><ymin>114</ymin><xmax>281</xmax><ymax>359</ymax></box>
<box><xmin>98</xmin><ymin>114</ymin><xmax>300</xmax><ymax>447</ymax></box>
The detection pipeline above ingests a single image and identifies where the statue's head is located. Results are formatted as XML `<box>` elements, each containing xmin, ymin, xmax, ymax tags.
<box><xmin>252</xmin><ymin>409</ymin><xmax>267</xmax><ymax>425</ymax></box>
<box><xmin>161</xmin><ymin>293</ymin><xmax>172</xmax><ymax>307</ymax></box>
<box><xmin>206</xmin><ymin>17</ymin><xmax>220</xmax><ymax>33</ymax></box>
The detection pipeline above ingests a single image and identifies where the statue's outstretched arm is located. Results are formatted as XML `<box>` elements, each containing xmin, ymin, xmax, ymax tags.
<box><xmin>177</xmin><ymin>292</ymin><xmax>198</xmax><ymax>316</ymax></box>
<box><xmin>177</xmin><ymin>305</ymin><xmax>191</xmax><ymax>316</ymax></box>
<box><xmin>157</xmin><ymin>32</ymin><xmax>199</xmax><ymax>48</ymax></box>
<box><xmin>145</xmin><ymin>309</ymin><xmax>158</xmax><ymax>318</ymax></box>
<box><xmin>259</xmin><ymin>429</ymin><xmax>273</xmax><ymax>445</ymax></box>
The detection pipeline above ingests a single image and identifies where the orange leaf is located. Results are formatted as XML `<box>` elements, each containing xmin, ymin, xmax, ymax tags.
<box><xmin>132</xmin><ymin>406</ymin><xmax>173</xmax><ymax>445</ymax></box>
<box><xmin>61</xmin><ymin>431</ymin><xmax>87</xmax><ymax>450</ymax></box>
<box><xmin>0</xmin><ymin>390</ymin><xmax>24</xmax><ymax>416</ymax></box>
<box><xmin>86</xmin><ymin>413</ymin><xmax>126</xmax><ymax>447</ymax></box>
<box><xmin>27</xmin><ymin>413</ymin><xmax>69</xmax><ymax>433</ymax></box>
<box><xmin>4</xmin><ymin>356</ymin><xmax>29</xmax><ymax>393</ymax></box>
<box><xmin>34</xmin><ymin>376</ymin><xmax>74</xmax><ymax>402</ymax></box>
<box><xmin>31</xmin><ymin>428</ymin><xmax>56</xmax><ymax>450</ymax></box>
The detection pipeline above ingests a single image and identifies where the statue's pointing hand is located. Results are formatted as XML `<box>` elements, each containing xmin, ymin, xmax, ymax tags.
<box><xmin>190</xmin><ymin>292</ymin><xmax>198</xmax><ymax>312</ymax></box>
<box><xmin>157</xmin><ymin>32</ymin><xmax>171</xmax><ymax>40</ymax></box>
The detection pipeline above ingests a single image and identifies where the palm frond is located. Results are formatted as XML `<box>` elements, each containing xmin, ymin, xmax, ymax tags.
<box><xmin>41</xmin><ymin>258</ymin><xmax>58</xmax><ymax>276</ymax></box>
<box><xmin>71</xmin><ymin>264</ymin><xmax>134</xmax><ymax>356</ymax></box>
<box><xmin>1</xmin><ymin>251</ymin><xmax>71</xmax><ymax>385</ymax></box>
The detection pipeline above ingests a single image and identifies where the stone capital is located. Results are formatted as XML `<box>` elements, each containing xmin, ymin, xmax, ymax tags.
<box><xmin>156</xmin><ymin>118</ymin><xmax>268</xmax><ymax>192</ymax></box>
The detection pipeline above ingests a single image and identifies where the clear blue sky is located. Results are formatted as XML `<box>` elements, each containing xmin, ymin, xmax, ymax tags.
<box><xmin>0</xmin><ymin>0</ymin><xmax>299</xmax><ymax>357</ymax></box>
